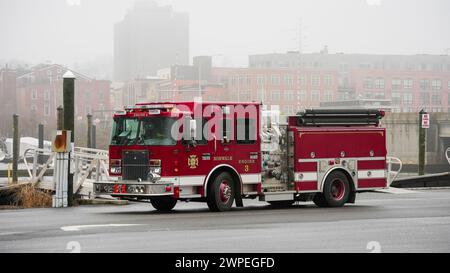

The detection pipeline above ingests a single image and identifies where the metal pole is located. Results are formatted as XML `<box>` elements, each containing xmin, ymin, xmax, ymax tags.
<box><xmin>38</xmin><ymin>123</ymin><xmax>44</xmax><ymax>164</ymax></box>
<box><xmin>418</xmin><ymin>109</ymin><xmax>426</xmax><ymax>176</ymax></box>
<box><xmin>63</xmin><ymin>71</ymin><xmax>75</xmax><ymax>206</ymax></box>
<box><xmin>87</xmin><ymin>113</ymin><xmax>92</xmax><ymax>148</ymax></box>
<box><xmin>92</xmin><ymin>124</ymin><xmax>96</xmax><ymax>149</ymax></box>
<box><xmin>57</xmin><ymin>106</ymin><xmax>64</xmax><ymax>130</ymax></box>
<box><xmin>12</xmin><ymin>114</ymin><xmax>19</xmax><ymax>183</ymax></box>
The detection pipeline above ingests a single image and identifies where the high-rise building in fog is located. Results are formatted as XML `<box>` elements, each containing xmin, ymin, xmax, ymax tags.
<box><xmin>114</xmin><ymin>1</ymin><xmax>189</xmax><ymax>81</ymax></box>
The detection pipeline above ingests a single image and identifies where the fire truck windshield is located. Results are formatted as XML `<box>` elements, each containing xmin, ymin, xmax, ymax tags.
<box><xmin>111</xmin><ymin>117</ymin><xmax>177</xmax><ymax>146</ymax></box>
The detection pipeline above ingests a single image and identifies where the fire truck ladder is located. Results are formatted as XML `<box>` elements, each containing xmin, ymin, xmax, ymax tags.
<box><xmin>22</xmin><ymin>147</ymin><xmax>110</xmax><ymax>197</ymax></box>
<box><xmin>386</xmin><ymin>156</ymin><xmax>402</xmax><ymax>186</ymax></box>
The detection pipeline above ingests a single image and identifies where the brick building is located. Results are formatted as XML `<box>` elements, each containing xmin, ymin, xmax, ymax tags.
<box><xmin>0</xmin><ymin>65</ymin><xmax>19</xmax><ymax>136</ymax></box>
<box><xmin>226</xmin><ymin>68</ymin><xmax>338</xmax><ymax>114</ymax></box>
<box><xmin>351</xmin><ymin>69</ymin><xmax>450</xmax><ymax>112</ymax></box>
<box><xmin>249</xmin><ymin>51</ymin><xmax>450</xmax><ymax>112</ymax></box>
<box><xmin>15</xmin><ymin>64</ymin><xmax>111</xmax><ymax>136</ymax></box>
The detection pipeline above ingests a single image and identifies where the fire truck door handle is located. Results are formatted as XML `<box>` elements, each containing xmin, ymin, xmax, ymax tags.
<box><xmin>213</xmin><ymin>135</ymin><xmax>217</xmax><ymax>153</ymax></box>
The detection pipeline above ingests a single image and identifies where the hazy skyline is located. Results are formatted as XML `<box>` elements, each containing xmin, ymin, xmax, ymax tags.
<box><xmin>1</xmin><ymin>0</ymin><xmax>449</xmax><ymax>68</ymax></box>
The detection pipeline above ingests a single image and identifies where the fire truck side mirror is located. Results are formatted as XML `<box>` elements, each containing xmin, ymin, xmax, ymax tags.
<box><xmin>190</xmin><ymin>119</ymin><xmax>197</xmax><ymax>140</ymax></box>
<box><xmin>183</xmin><ymin>116</ymin><xmax>197</xmax><ymax>142</ymax></box>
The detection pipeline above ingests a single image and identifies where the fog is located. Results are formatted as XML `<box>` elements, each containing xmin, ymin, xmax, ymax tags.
<box><xmin>1</xmin><ymin>0</ymin><xmax>449</xmax><ymax>68</ymax></box>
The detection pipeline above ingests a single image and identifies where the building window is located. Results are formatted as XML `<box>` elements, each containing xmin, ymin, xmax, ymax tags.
<box><xmin>324</xmin><ymin>74</ymin><xmax>333</xmax><ymax>87</ymax></box>
<box><xmin>271</xmin><ymin>75</ymin><xmax>280</xmax><ymax>86</ymax></box>
<box><xmin>374</xmin><ymin>78</ymin><xmax>385</xmax><ymax>89</ymax></box>
<box><xmin>311</xmin><ymin>75</ymin><xmax>320</xmax><ymax>87</ymax></box>
<box><xmin>420</xmin><ymin>79</ymin><xmax>430</xmax><ymax>90</ymax></box>
<box><xmin>298</xmin><ymin>75</ymin><xmax>307</xmax><ymax>86</ymax></box>
<box><xmin>448</xmin><ymin>80</ymin><xmax>450</xmax><ymax>90</ymax></box>
<box><xmin>283</xmin><ymin>105</ymin><xmax>294</xmax><ymax>114</ymax></box>
<box><xmin>374</xmin><ymin>92</ymin><xmax>385</xmax><ymax>99</ymax></box>
<box><xmin>246</xmin><ymin>75</ymin><xmax>252</xmax><ymax>85</ymax></box>
<box><xmin>363</xmin><ymin>78</ymin><xmax>373</xmax><ymax>89</ymax></box>
<box><xmin>238</xmin><ymin>75</ymin><xmax>245</xmax><ymax>85</ymax></box>
<box><xmin>403</xmin><ymin>79</ymin><xmax>413</xmax><ymax>89</ymax></box>
<box><xmin>431</xmin><ymin>92</ymin><xmax>441</xmax><ymax>105</ymax></box>
<box><xmin>403</xmin><ymin>93</ymin><xmax>413</xmax><ymax>105</ymax></box>
<box><xmin>311</xmin><ymin>90</ymin><xmax>320</xmax><ymax>102</ymax></box>
<box><xmin>44</xmin><ymin>90</ymin><xmax>50</xmax><ymax>101</ymax></box>
<box><xmin>391</xmin><ymin>93</ymin><xmax>401</xmax><ymax>105</ymax></box>
<box><xmin>31</xmin><ymin>89</ymin><xmax>38</xmax><ymax>100</ymax></box>
<box><xmin>230</xmin><ymin>77</ymin><xmax>236</xmax><ymax>86</ymax></box>
<box><xmin>257</xmin><ymin>75</ymin><xmax>265</xmax><ymax>86</ymax></box>
<box><xmin>240</xmin><ymin>90</ymin><xmax>251</xmax><ymax>101</ymax></box>
<box><xmin>44</xmin><ymin>104</ymin><xmax>50</xmax><ymax>116</ymax></box>
<box><xmin>284</xmin><ymin>74</ymin><xmax>294</xmax><ymax>87</ymax></box>
<box><xmin>284</xmin><ymin>90</ymin><xmax>294</xmax><ymax>101</ymax></box>
<box><xmin>271</xmin><ymin>90</ymin><xmax>280</xmax><ymax>101</ymax></box>
<box><xmin>256</xmin><ymin>88</ymin><xmax>266</xmax><ymax>102</ymax></box>
<box><xmin>31</xmin><ymin>104</ymin><xmax>37</xmax><ymax>112</ymax></box>
<box><xmin>299</xmin><ymin>90</ymin><xmax>307</xmax><ymax>102</ymax></box>
<box><xmin>391</xmin><ymin>78</ymin><xmax>402</xmax><ymax>90</ymax></box>
<box><xmin>420</xmin><ymin>92</ymin><xmax>430</xmax><ymax>105</ymax></box>
<box><xmin>323</xmin><ymin>90</ymin><xmax>333</xmax><ymax>102</ymax></box>
<box><xmin>85</xmin><ymin>105</ymin><xmax>92</xmax><ymax>115</ymax></box>
<box><xmin>431</xmin><ymin>79</ymin><xmax>442</xmax><ymax>90</ymax></box>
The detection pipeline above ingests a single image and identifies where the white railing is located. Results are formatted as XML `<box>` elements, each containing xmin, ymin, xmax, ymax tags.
<box><xmin>22</xmin><ymin>147</ymin><xmax>110</xmax><ymax>195</ymax></box>
<box><xmin>446</xmin><ymin>147</ymin><xmax>450</xmax><ymax>166</ymax></box>
<box><xmin>386</xmin><ymin>156</ymin><xmax>402</xmax><ymax>186</ymax></box>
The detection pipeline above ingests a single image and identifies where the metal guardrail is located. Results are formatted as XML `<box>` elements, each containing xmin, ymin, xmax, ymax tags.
<box><xmin>22</xmin><ymin>147</ymin><xmax>110</xmax><ymax>195</ymax></box>
<box><xmin>386</xmin><ymin>156</ymin><xmax>402</xmax><ymax>187</ymax></box>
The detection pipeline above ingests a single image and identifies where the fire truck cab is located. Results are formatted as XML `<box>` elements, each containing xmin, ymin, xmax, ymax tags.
<box><xmin>94</xmin><ymin>101</ymin><xmax>389</xmax><ymax>212</ymax></box>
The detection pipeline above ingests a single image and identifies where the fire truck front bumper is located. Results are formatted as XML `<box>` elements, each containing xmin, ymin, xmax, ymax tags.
<box><xmin>94</xmin><ymin>181</ymin><xmax>176</xmax><ymax>197</ymax></box>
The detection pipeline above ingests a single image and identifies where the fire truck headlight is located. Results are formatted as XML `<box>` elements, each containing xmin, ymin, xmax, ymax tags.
<box><xmin>149</xmin><ymin>167</ymin><xmax>161</xmax><ymax>176</ymax></box>
<box><xmin>111</xmin><ymin>167</ymin><xmax>121</xmax><ymax>174</ymax></box>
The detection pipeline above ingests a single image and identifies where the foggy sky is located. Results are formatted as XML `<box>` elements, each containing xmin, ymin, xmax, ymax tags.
<box><xmin>1</xmin><ymin>0</ymin><xmax>449</xmax><ymax>68</ymax></box>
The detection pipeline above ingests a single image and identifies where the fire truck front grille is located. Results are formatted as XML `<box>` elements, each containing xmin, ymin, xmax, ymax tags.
<box><xmin>122</xmin><ymin>150</ymin><xmax>149</xmax><ymax>181</ymax></box>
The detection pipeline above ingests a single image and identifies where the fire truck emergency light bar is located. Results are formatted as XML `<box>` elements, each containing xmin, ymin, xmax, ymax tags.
<box><xmin>296</xmin><ymin>108</ymin><xmax>385</xmax><ymax>127</ymax></box>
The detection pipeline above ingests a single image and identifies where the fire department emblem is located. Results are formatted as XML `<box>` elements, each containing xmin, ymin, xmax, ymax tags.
<box><xmin>188</xmin><ymin>155</ymin><xmax>198</xmax><ymax>169</ymax></box>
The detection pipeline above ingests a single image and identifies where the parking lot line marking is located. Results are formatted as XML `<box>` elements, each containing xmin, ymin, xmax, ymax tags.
<box><xmin>61</xmin><ymin>224</ymin><xmax>143</xmax><ymax>231</ymax></box>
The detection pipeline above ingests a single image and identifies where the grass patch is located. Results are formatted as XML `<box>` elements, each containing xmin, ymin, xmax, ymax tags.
<box><xmin>1</xmin><ymin>184</ymin><xmax>52</xmax><ymax>208</ymax></box>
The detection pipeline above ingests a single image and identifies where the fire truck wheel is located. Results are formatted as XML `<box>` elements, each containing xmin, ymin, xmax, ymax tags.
<box><xmin>150</xmin><ymin>196</ymin><xmax>177</xmax><ymax>212</ymax></box>
<box><xmin>321</xmin><ymin>171</ymin><xmax>350</xmax><ymax>207</ymax></box>
<box><xmin>207</xmin><ymin>172</ymin><xmax>235</xmax><ymax>212</ymax></box>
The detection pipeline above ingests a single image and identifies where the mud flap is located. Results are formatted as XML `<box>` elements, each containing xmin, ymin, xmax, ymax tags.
<box><xmin>235</xmin><ymin>195</ymin><xmax>243</xmax><ymax>207</ymax></box>
<box><xmin>347</xmin><ymin>190</ymin><xmax>356</xmax><ymax>204</ymax></box>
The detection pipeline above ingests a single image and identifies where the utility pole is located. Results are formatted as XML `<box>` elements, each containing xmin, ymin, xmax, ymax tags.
<box><xmin>57</xmin><ymin>106</ymin><xmax>64</xmax><ymax>130</ymax></box>
<box><xmin>87</xmin><ymin>113</ymin><xmax>93</xmax><ymax>148</ymax></box>
<box><xmin>63</xmin><ymin>71</ymin><xmax>75</xmax><ymax>206</ymax></box>
<box><xmin>418</xmin><ymin>109</ymin><xmax>428</xmax><ymax>176</ymax></box>
<box><xmin>38</xmin><ymin>123</ymin><xmax>44</xmax><ymax>164</ymax></box>
<box><xmin>12</xmin><ymin>114</ymin><xmax>19</xmax><ymax>183</ymax></box>
<box><xmin>92</xmin><ymin>124</ymin><xmax>96</xmax><ymax>149</ymax></box>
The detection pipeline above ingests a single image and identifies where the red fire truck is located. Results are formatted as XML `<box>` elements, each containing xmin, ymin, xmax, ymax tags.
<box><xmin>94</xmin><ymin>101</ymin><xmax>389</xmax><ymax>212</ymax></box>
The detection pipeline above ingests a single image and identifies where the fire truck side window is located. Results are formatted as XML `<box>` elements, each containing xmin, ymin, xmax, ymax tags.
<box><xmin>110</xmin><ymin>118</ymin><xmax>139</xmax><ymax>145</ymax></box>
<box><xmin>236</xmin><ymin>118</ymin><xmax>256</xmax><ymax>144</ymax></box>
